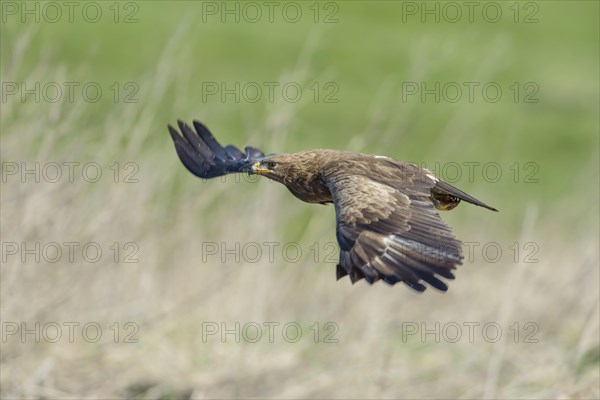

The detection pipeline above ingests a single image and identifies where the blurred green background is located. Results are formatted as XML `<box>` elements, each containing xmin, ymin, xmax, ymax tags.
<box><xmin>1</xmin><ymin>1</ymin><xmax>598</xmax><ymax>399</ymax></box>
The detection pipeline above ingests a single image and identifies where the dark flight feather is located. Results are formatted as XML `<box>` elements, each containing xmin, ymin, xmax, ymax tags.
<box><xmin>168</xmin><ymin>120</ymin><xmax>265</xmax><ymax>178</ymax></box>
<box><xmin>323</xmin><ymin>168</ymin><xmax>463</xmax><ymax>292</ymax></box>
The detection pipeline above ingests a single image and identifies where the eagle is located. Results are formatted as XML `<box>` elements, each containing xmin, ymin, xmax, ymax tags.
<box><xmin>168</xmin><ymin>120</ymin><xmax>497</xmax><ymax>292</ymax></box>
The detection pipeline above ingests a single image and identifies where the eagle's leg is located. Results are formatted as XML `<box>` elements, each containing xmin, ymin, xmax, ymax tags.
<box><xmin>431</xmin><ymin>189</ymin><xmax>461</xmax><ymax>211</ymax></box>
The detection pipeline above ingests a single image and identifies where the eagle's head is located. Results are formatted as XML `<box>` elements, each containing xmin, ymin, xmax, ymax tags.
<box><xmin>250</xmin><ymin>154</ymin><xmax>297</xmax><ymax>185</ymax></box>
<box><xmin>251</xmin><ymin>152</ymin><xmax>333</xmax><ymax>204</ymax></box>
<box><xmin>250</xmin><ymin>151</ymin><xmax>329</xmax><ymax>186</ymax></box>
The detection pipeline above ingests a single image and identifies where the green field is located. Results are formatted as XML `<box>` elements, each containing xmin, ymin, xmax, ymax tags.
<box><xmin>1</xmin><ymin>1</ymin><xmax>598</xmax><ymax>398</ymax></box>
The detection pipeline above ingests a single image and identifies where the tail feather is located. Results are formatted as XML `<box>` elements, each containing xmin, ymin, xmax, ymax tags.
<box><xmin>433</xmin><ymin>180</ymin><xmax>498</xmax><ymax>212</ymax></box>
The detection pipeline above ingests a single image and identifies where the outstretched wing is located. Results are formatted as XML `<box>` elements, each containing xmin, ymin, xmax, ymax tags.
<box><xmin>324</xmin><ymin>164</ymin><xmax>463</xmax><ymax>292</ymax></box>
<box><xmin>168</xmin><ymin>120</ymin><xmax>267</xmax><ymax>178</ymax></box>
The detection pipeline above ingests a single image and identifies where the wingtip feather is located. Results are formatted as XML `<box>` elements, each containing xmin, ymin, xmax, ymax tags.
<box><xmin>167</xmin><ymin>118</ymin><xmax>267</xmax><ymax>179</ymax></box>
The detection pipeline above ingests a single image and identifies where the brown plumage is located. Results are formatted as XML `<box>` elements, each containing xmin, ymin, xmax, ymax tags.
<box><xmin>168</xmin><ymin>120</ymin><xmax>498</xmax><ymax>292</ymax></box>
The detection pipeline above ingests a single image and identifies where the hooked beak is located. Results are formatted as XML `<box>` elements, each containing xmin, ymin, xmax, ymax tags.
<box><xmin>251</xmin><ymin>161</ymin><xmax>272</xmax><ymax>174</ymax></box>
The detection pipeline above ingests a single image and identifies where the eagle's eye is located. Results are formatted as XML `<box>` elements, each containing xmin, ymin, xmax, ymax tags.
<box><xmin>265</xmin><ymin>161</ymin><xmax>277</xmax><ymax>169</ymax></box>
